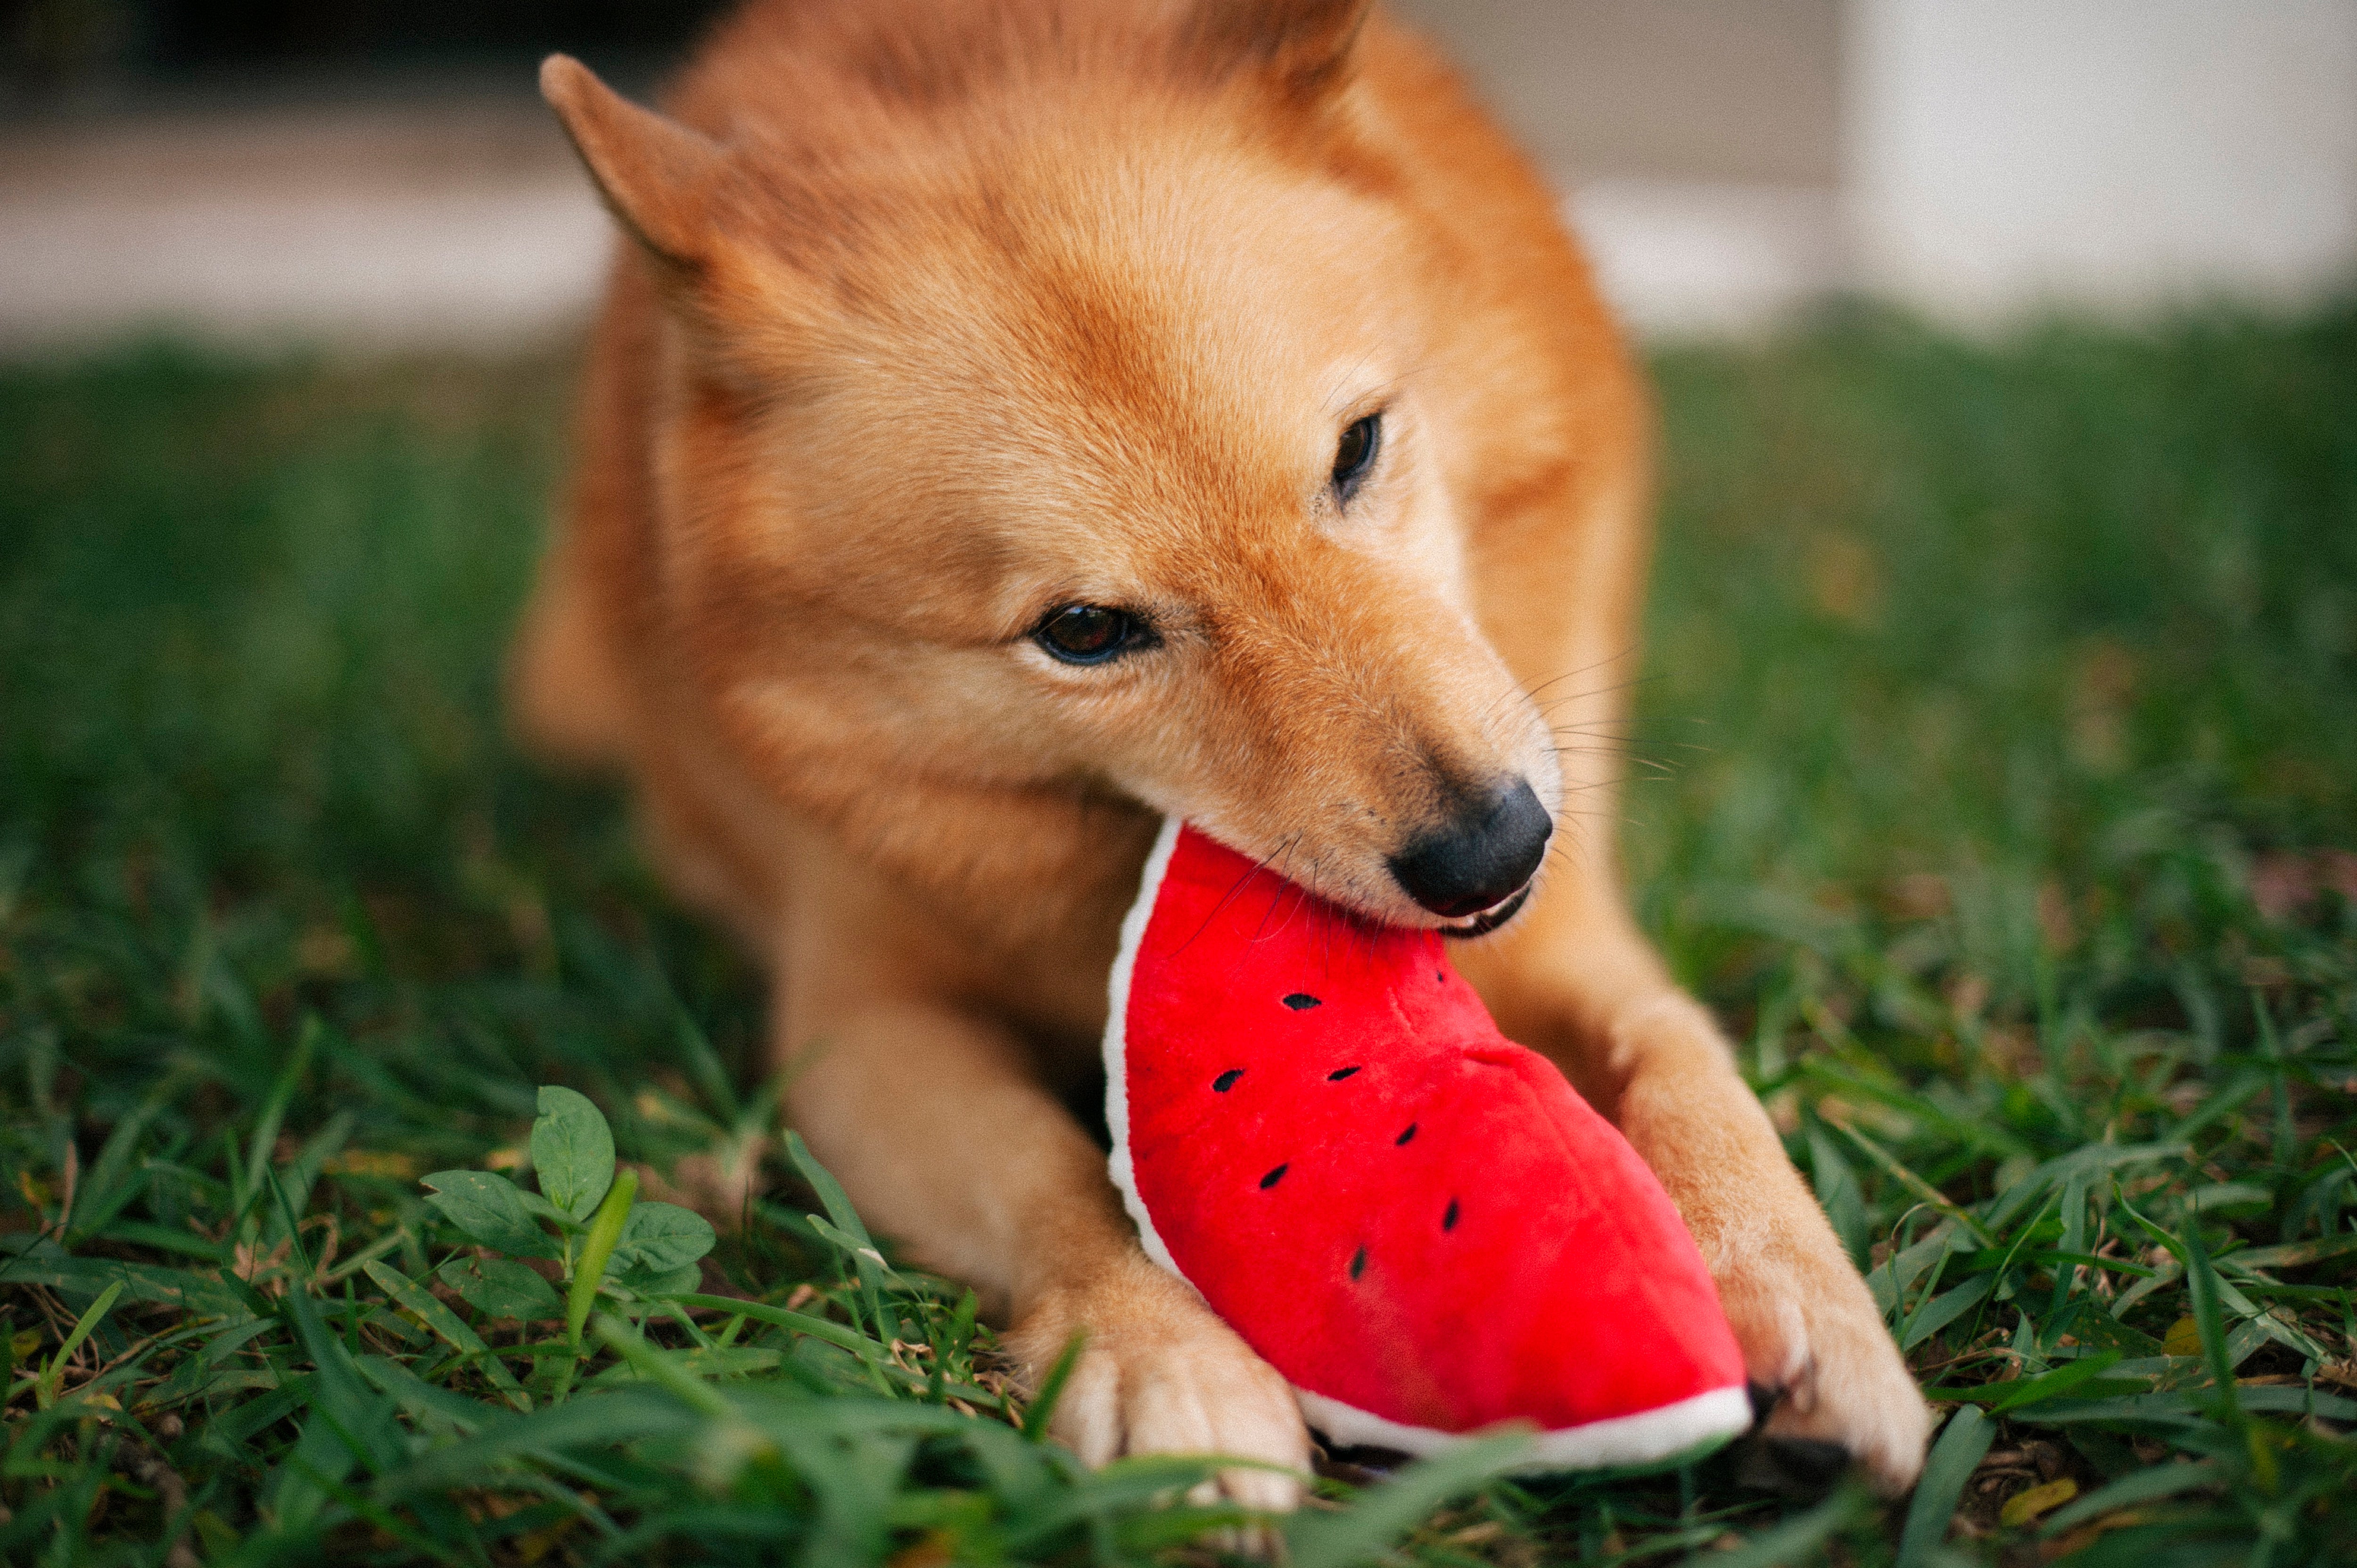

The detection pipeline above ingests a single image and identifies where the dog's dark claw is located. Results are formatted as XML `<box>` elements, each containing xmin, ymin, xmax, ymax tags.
<box><xmin>1737</xmin><ymin>1382</ymin><xmax>1855</xmax><ymax>1494</ymax></box>
<box><xmin>1767</xmin><ymin>1437</ymin><xmax>1852</xmax><ymax>1487</ymax></box>
<box><xmin>1310</xmin><ymin>1438</ymin><xmax>1409</xmax><ymax>1486</ymax></box>
<box><xmin>1737</xmin><ymin>1432</ymin><xmax>1854</xmax><ymax>1495</ymax></box>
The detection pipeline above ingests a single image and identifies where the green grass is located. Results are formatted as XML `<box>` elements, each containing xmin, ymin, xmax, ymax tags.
<box><xmin>1</xmin><ymin>306</ymin><xmax>2352</xmax><ymax>1566</ymax></box>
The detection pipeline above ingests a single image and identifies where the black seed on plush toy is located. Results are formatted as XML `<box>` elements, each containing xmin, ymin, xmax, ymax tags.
<box><xmin>1260</xmin><ymin>1163</ymin><xmax>1288</xmax><ymax>1189</ymax></box>
<box><xmin>1396</xmin><ymin>1122</ymin><xmax>1417</xmax><ymax>1145</ymax></box>
<box><xmin>1282</xmin><ymin>993</ymin><xmax>1321</xmax><ymax>1010</ymax></box>
<box><xmin>1327</xmin><ymin>1066</ymin><xmax>1361</xmax><ymax>1081</ymax></box>
<box><xmin>1435</xmin><ymin>969</ymin><xmax>1445</xmax><ymax>984</ymax></box>
<box><xmin>1349</xmin><ymin>1246</ymin><xmax>1368</xmax><ymax>1280</ymax></box>
<box><xmin>1442</xmin><ymin>1198</ymin><xmax>1459</xmax><ymax>1231</ymax></box>
<box><xmin>1213</xmin><ymin>1069</ymin><xmax>1243</xmax><ymax>1092</ymax></box>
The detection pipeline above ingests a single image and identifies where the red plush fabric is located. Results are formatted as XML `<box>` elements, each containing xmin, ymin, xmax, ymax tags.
<box><xmin>1107</xmin><ymin>822</ymin><xmax>1749</xmax><ymax>1460</ymax></box>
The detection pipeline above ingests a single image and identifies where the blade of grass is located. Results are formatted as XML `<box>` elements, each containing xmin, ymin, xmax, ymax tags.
<box><xmin>1831</xmin><ymin>1121</ymin><xmax>1993</xmax><ymax>1246</ymax></box>
<box><xmin>244</xmin><ymin>1015</ymin><xmax>319</xmax><ymax>1207</ymax></box>
<box><xmin>2181</xmin><ymin>1215</ymin><xmax>2249</xmax><ymax>1453</ymax></box>
<box><xmin>34</xmin><ymin>1279</ymin><xmax>123</xmax><ymax>1409</ymax></box>
<box><xmin>1897</xmin><ymin>1406</ymin><xmax>1992</xmax><ymax>1568</ymax></box>
<box><xmin>1020</xmin><ymin>1330</ymin><xmax>1085</xmax><ymax>1443</ymax></box>
<box><xmin>659</xmin><ymin>1291</ymin><xmax>940</xmax><ymax>1396</ymax></box>
<box><xmin>592</xmin><ymin>1314</ymin><xmax>731</xmax><ymax>1419</ymax></box>
<box><xmin>1694</xmin><ymin>1486</ymin><xmax>1870</xmax><ymax>1568</ymax></box>
<box><xmin>786</xmin><ymin>1130</ymin><xmax>890</xmax><ymax>1337</ymax></box>
<box><xmin>568</xmin><ymin>1167</ymin><xmax>637</xmax><ymax>1354</ymax></box>
<box><xmin>1941</xmin><ymin>1350</ymin><xmax>2126</xmax><ymax>1412</ymax></box>
<box><xmin>1285</xmin><ymin>1431</ymin><xmax>1528</xmax><ymax>1568</ymax></box>
<box><xmin>363</xmin><ymin>1259</ymin><xmax>527</xmax><ymax>1409</ymax></box>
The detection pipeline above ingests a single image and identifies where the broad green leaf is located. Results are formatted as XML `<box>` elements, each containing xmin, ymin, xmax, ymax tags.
<box><xmin>515</xmin><ymin>1186</ymin><xmax>577</xmax><ymax>1229</ymax></box>
<box><xmin>609</xmin><ymin>1201</ymin><xmax>716</xmax><ymax>1277</ymax></box>
<box><xmin>420</xmin><ymin>1170</ymin><xmax>559</xmax><ymax>1259</ymax></box>
<box><xmin>531</xmin><ymin>1085</ymin><xmax>616</xmax><ymax>1221</ymax></box>
<box><xmin>616</xmin><ymin>1263</ymin><xmax>704</xmax><ymax>1297</ymax></box>
<box><xmin>438</xmin><ymin>1255</ymin><xmax>563</xmax><ymax>1322</ymax></box>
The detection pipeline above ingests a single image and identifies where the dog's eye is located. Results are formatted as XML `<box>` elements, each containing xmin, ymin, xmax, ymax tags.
<box><xmin>1332</xmin><ymin>413</ymin><xmax>1381</xmax><ymax>503</ymax></box>
<box><xmin>1035</xmin><ymin>604</ymin><xmax>1146</xmax><ymax>665</ymax></box>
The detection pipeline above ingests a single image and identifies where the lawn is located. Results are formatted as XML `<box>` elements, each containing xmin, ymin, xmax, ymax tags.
<box><xmin>2</xmin><ymin>304</ymin><xmax>2352</xmax><ymax>1566</ymax></box>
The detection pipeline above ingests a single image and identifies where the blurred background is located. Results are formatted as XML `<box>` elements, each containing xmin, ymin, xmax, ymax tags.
<box><xmin>5</xmin><ymin>0</ymin><xmax>2355</xmax><ymax>350</ymax></box>
<box><xmin>4</xmin><ymin>7</ymin><xmax>2355</xmax><ymax>1558</ymax></box>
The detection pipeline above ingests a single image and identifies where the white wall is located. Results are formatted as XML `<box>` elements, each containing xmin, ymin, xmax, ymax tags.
<box><xmin>1392</xmin><ymin>0</ymin><xmax>1841</xmax><ymax>184</ymax></box>
<box><xmin>8</xmin><ymin>5</ymin><xmax>2353</xmax><ymax>353</ymax></box>
<box><xmin>1846</xmin><ymin>0</ymin><xmax>2357</xmax><ymax>321</ymax></box>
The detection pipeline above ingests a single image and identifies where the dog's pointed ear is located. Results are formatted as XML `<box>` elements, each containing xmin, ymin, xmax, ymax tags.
<box><xmin>541</xmin><ymin>54</ymin><xmax>725</xmax><ymax>272</ymax></box>
<box><xmin>1189</xmin><ymin>0</ymin><xmax>1374</xmax><ymax>100</ymax></box>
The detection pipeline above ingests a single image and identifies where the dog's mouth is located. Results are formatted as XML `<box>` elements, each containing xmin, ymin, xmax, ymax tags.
<box><xmin>1436</xmin><ymin>884</ymin><xmax>1531</xmax><ymax>940</ymax></box>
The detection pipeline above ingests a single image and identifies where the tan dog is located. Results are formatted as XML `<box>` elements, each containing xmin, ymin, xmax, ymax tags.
<box><xmin>513</xmin><ymin>0</ymin><xmax>1929</xmax><ymax>1508</ymax></box>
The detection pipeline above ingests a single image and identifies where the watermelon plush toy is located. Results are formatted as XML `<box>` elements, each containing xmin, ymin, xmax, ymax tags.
<box><xmin>1104</xmin><ymin>820</ymin><xmax>1753</xmax><ymax>1468</ymax></box>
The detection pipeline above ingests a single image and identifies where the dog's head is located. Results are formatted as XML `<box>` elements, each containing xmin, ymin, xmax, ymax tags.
<box><xmin>545</xmin><ymin>0</ymin><xmax>1575</xmax><ymax>931</ymax></box>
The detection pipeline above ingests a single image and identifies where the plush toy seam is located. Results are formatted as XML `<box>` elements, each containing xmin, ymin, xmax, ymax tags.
<box><xmin>1103</xmin><ymin>814</ymin><xmax>1192</xmax><ymax>1289</ymax></box>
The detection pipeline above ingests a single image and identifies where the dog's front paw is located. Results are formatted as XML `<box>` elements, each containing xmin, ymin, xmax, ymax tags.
<box><xmin>1007</xmin><ymin>1254</ymin><xmax>1308</xmax><ymax>1518</ymax></box>
<box><xmin>1714</xmin><ymin>1237</ymin><xmax>1930</xmax><ymax>1495</ymax></box>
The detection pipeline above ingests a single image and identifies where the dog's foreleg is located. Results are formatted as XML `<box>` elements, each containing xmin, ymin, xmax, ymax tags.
<box><xmin>776</xmin><ymin>973</ymin><xmax>1307</xmax><ymax>1512</ymax></box>
<box><xmin>1465</xmin><ymin>892</ymin><xmax>1931</xmax><ymax>1494</ymax></box>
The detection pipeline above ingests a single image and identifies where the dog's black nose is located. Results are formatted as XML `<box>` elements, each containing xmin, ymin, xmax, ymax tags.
<box><xmin>1388</xmin><ymin>778</ymin><xmax>1551</xmax><ymax>918</ymax></box>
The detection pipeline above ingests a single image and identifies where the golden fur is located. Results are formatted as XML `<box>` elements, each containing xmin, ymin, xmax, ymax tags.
<box><xmin>514</xmin><ymin>0</ymin><xmax>1930</xmax><ymax>1505</ymax></box>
